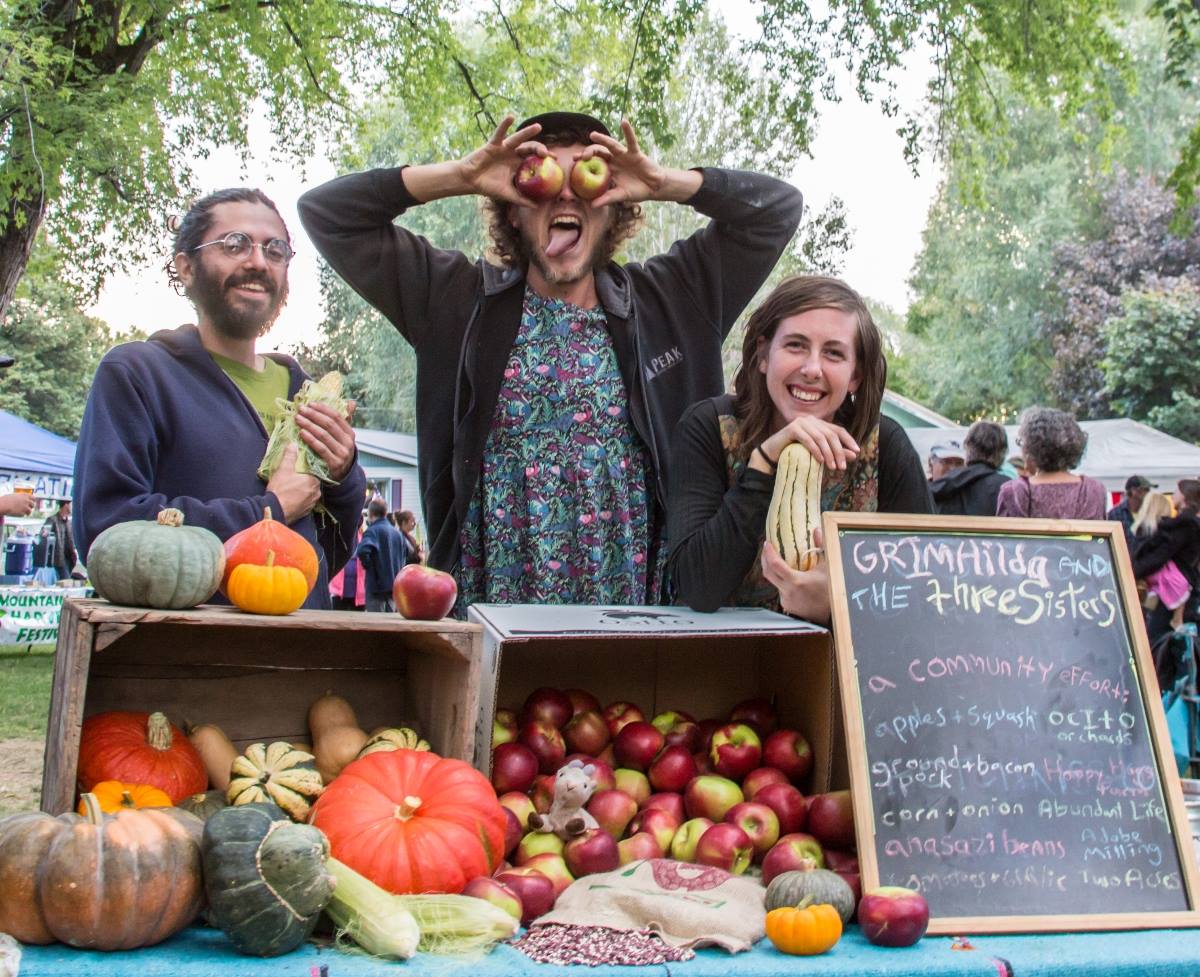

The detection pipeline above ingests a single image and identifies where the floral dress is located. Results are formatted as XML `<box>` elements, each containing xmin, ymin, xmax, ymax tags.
<box><xmin>458</xmin><ymin>289</ymin><xmax>663</xmax><ymax>608</ymax></box>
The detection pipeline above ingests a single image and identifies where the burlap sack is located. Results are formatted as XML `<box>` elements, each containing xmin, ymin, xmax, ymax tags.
<box><xmin>533</xmin><ymin>858</ymin><xmax>766</xmax><ymax>953</ymax></box>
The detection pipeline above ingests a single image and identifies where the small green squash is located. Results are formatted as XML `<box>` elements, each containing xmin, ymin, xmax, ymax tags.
<box><xmin>202</xmin><ymin>802</ymin><xmax>335</xmax><ymax>957</ymax></box>
<box><xmin>177</xmin><ymin>790</ymin><xmax>228</xmax><ymax>822</ymax></box>
<box><xmin>227</xmin><ymin>742</ymin><xmax>324</xmax><ymax>821</ymax></box>
<box><xmin>88</xmin><ymin>509</ymin><xmax>225</xmax><ymax>609</ymax></box>
<box><xmin>765</xmin><ymin>869</ymin><xmax>857</xmax><ymax>924</ymax></box>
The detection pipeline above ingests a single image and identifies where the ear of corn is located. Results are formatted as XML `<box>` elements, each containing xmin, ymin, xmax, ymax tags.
<box><xmin>765</xmin><ymin>443</ymin><xmax>824</xmax><ymax>571</ymax></box>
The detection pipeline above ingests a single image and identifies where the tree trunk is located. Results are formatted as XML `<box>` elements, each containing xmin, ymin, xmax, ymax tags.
<box><xmin>0</xmin><ymin>190</ymin><xmax>46</xmax><ymax>325</ymax></box>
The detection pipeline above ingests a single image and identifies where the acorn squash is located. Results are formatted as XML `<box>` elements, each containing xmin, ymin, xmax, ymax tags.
<box><xmin>178</xmin><ymin>790</ymin><xmax>228</xmax><ymax>822</ymax></box>
<box><xmin>765</xmin><ymin>868</ymin><xmax>857</xmax><ymax>924</ymax></box>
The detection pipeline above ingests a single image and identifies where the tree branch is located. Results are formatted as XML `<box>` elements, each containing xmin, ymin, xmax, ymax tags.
<box><xmin>621</xmin><ymin>0</ymin><xmax>652</xmax><ymax>116</ymax></box>
<box><xmin>453</xmin><ymin>56</ymin><xmax>497</xmax><ymax>136</ymax></box>
<box><xmin>493</xmin><ymin>0</ymin><xmax>529</xmax><ymax>87</ymax></box>
<box><xmin>278</xmin><ymin>8</ymin><xmax>348</xmax><ymax>108</ymax></box>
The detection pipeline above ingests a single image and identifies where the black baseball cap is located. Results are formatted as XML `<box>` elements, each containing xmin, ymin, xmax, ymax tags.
<box><xmin>517</xmin><ymin>111</ymin><xmax>612</xmax><ymax>141</ymax></box>
<box><xmin>1126</xmin><ymin>474</ymin><xmax>1156</xmax><ymax>491</ymax></box>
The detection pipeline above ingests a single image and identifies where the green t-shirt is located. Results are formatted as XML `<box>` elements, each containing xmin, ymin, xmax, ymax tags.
<box><xmin>210</xmin><ymin>352</ymin><xmax>291</xmax><ymax>432</ymax></box>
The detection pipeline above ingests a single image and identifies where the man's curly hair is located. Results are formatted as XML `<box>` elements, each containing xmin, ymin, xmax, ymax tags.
<box><xmin>482</xmin><ymin>125</ymin><xmax>643</xmax><ymax>268</ymax></box>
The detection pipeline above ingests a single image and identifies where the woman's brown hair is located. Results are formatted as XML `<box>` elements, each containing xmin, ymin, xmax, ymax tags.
<box><xmin>731</xmin><ymin>275</ymin><xmax>886</xmax><ymax>458</ymax></box>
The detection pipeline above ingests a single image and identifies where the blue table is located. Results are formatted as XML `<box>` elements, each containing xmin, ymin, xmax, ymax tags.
<box><xmin>16</xmin><ymin>924</ymin><xmax>1200</xmax><ymax>976</ymax></box>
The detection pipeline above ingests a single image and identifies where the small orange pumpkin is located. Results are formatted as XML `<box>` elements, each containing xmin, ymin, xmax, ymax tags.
<box><xmin>79</xmin><ymin>781</ymin><xmax>172</xmax><ymax>814</ymax></box>
<box><xmin>765</xmin><ymin>902</ymin><xmax>842</xmax><ymax>955</ymax></box>
<box><xmin>227</xmin><ymin>551</ymin><xmax>310</xmax><ymax>615</ymax></box>
<box><xmin>222</xmin><ymin>507</ymin><xmax>318</xmax><ymax>594</ymax></box>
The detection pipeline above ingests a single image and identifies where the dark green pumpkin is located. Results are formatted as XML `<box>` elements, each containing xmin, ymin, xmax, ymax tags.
<box><xmin>177</xmin><ymin>790</ymin><xmax>227</xmax><ymax>822</ymax></box>
<box><xmin>201</xmin><ymin>802</ymin><xmax>334</xmax><ymax>956</ymax></box>
<box><xmin>765</xmin><ymin>869</ymin><xmax>857</xmax><ymax>923</ymax></box>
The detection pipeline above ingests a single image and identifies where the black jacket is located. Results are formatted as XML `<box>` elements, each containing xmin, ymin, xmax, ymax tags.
<box><xmin>667</xmin><ymin>395</ymin><xmax>933</xmax><ymax>612</ymax></box>
<box><xmin>1133</xmin><ymin>508</ymin><xmax>1200</xmax><ymax>591</ymax></box>
<box><xmin>298</xmin><ymin>167</ymin><xmax>803</xmax><ymax>573</ymax></box>
<box><xmin>930</xmin><ymin>462</ymin><xmax>1011</xmax><ymax>516</ymax></box>
<box><xmin>356</xmin><ymin>518</ymin><xmax>408</xmax><ymax>597</ymax></box>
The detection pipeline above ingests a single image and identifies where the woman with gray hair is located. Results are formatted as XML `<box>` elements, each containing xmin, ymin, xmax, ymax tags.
<box><xmin>995</xmin><ymin>407</ymin><xmax>1107</xmax><ymax>519</ymax></box>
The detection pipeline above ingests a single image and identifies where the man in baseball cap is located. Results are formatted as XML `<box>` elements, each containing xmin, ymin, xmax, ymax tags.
<box><xmin>299</xmin><ymin>111</ymin><xmax>802</xmax><ymax>610</ymax></box>
<box><xmin>926</xmin><ymin>440</ymin><xmax>966</xmax><ymax>482</ymax></box>
<box><xmin>1108</xmin><ymin>474</ymin><xmax>1156</xmax><ymax>546</ymax></box>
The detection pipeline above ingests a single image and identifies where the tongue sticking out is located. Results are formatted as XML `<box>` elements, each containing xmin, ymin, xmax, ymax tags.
<box><xmin>545</xmin><ymin>226</ymin><xmax>581</xmax><ymax>258</ymax></box>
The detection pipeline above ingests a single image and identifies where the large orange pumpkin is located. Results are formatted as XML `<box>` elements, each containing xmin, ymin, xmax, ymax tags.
<box><xmin>77</xmin><ymin>711</ymin><xmax>207</xmax><ymax>803</ymax></box>
<box><xmin>310</xmin><ymin>749</ymin><xmax>506</xmax><ymax>895</ymax></box>
<box><xmin>0</xmin><ymin>793</ymin><xmax>204</xmax><ymax>948</ymax></box>
<box><xmin>222</xmin><ymin>507</ymin><xmax>318</xmax><ymax>593</ymax></box>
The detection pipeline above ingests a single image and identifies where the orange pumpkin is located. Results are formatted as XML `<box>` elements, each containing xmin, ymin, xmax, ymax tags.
<box><xmin>79</xmin><ymin>781</ymin><xmax>172</xmax><ymax>814</ymax></box>
<box><xmin>0</xmin><ymin>793</ymin><xmax>204</xmax><ymax>948</ymax></box>
<box><xmin>226</xmin><ymin>552</ymin><xmax>310</xmax><ymax>615</ymax></box>
<box><xmin>222</xmin><ymin>507</ymin><xmax>318</xmax><ymax>594</ymax></box>
<box><xmin>765</xmin><ymin>903</ymin><xmax>843</xmax><ymax>955</ymax></box>
<box><xmin>77</xmin><ymin>711</ymin><xmax>207</xmax><ymax>803</ymax></box>
<box><xmin>309</xmin><ymin>749</ymin><xmax>507</xmax><ymax>895</ymax></box>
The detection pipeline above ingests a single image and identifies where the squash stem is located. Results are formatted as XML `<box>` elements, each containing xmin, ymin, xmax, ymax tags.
<box><xmin>394</xmin><ymin>795</ymin><xmax>422</xmax><ymax>820</ymax></box>
<box><xmin>81</xmin><ymin>792</ymin><xmax>103</xmax><ymax>824</ymax></box>
<box><xmin>147</xmin><ymin>711</ymin><xmax>174</xmax><ymax>751</ymax></box>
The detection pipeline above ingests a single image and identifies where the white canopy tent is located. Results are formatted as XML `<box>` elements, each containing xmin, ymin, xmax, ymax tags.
<box><xmin>902</xmin><ymin>418</ymin><xmax>1200</xmax><ymax>494</ymax></box>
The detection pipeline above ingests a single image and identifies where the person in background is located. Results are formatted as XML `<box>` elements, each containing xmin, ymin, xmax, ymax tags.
<box><xmin>668</xmin><ymin>275</ymin><xmax>932</xmax><ymax>622</ymax></box>
<box><xmin>995</xmin><ymin>407</ymin><xmax>1106</xmax><ymax>519</ymax></box>
<box><xmin>356</xmin><ymin>497</ymin><xmax>407</xmax><ymax>612</ymax></box>
<box><xmin>930</xmin><ymin>421</ymin><xmax>1011</xmax><ymax>516</ymax></box>
<box><xmin>1006</xmin><ymin>455</ymin><xmax>1028</xmax><ymax>478</ymax></box>
<box><xmin>72</xmin><ymin>187</ymin><xmax>367</xmax><ymax>609</ymax></box>
<box><xmin>1108</xmin><ymin>474</ymin><xmax>1155</xmax><ymax>548</ymax></box>
<box><xmin>39</xmin><ymin>500</ymin><xmax>79</xmax><ymax>580</ymax></box>
<box><xmin>926</xmin><ymin>441</ymin><xmax>965</xmax><ymax>482</ymax></box>
<box><xmin>394</xmin><ymin>510</ymin><xmax>424</xmax><ymax>566</ymax></box>
<box><xmin>1133</xmin><ymin>480</ymin><xmax>1200</xmax><ymax>645</ymax></box>
<box><xmin>329</xmin><ymin>517</ymin><xmax>366</xmax><ymax>610</ymax></box>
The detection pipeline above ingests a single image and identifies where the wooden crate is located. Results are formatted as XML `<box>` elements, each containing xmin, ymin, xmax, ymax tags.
<box><xmin>42</xmin><ymin>599</ymin><xmax>482</xmax><ymax>814</ymax></box>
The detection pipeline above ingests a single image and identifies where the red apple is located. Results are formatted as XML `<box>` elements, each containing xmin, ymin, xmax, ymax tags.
<box><xmin>569</xmin><ymin>156</ymin><xmax>611</xmax><ymax>200</ymax></box>
<box><xmin>523</xmin><ymin>852</ymin><xmax>575</xmax><ymax>899</ymax></box>
<box><xmin>742</xmin><ymin>767</ymin><xmax>789</xmax><ymax>800</ymax></box>
<box><xmin>696</xmin><ymin>718</ymin><xmax>723</xmax><ymax>752</ymax></box>
<box><xmin>613</xmin><ymin>721</ymin><xmax>664</xmax><ymax>771</ymax></box>
<box><xmin>612</xmin><ymin>768</ymin><xmax>651</xmax><ymax>806</ymax></box>
<box><xmin>755</xmin><ymin>783</ymin><xmax>809</xmax><ymax>834</ymax></box>
<box><xmin>618</xmin><ymin>831</ymin><xmax>664</xmax><ymax>865</ymax></box>
<box><xmin>503</xmin><ymin>808</ymin><xmax>522</xmax><ymax>857</ymax></box>
<box><xmin>629</xmin><ymin>807</ymin><xmax>681</xmax><ymax>853</ymax></box>
<box><xmin>522</xmin><ymin>687</ymin><xmax>573</xmax><ymax>728</ymax></box>
<box><xmin>648</xmin><ymin>744</ymin><xmax>698</xmax><ymax>793</ymax></box>
<box><xmin>514</xmin><ymin>154</ymin><xmax>565</xmax><ymax>202</ymax></box>
<box><xmin>519</xmin><ymin>719</ymin><xmax>566</xmax><ymax>774</ymax></box>
<box><xmin>669</xmin><ymin>817</ymin><xmax>713</xmax><ymax>861</ymax></box>
<box><xmin>650</xmin><ymin>709</ymin><xmax>695</xmax><ymax>733</ymax></box>
<box><xmin>565</xmin><ymin>688</ymin><xmax>602</xmax><ymax>716</ymax></box>
<box><xmin>563</xmin><ymin>710</ymin><xmax>610</xmax><ymax>756</ymax></box>
<box><xmin>807</xmin><ymin>790</ymin><xmax>855</xmax><ymax>850</ymax></box>
<box><xmin>562</xmin><ymin>755</ymin><xmax>615</xmax><ymax>793</ymax></box>
<box><xmin>709</xmin><ymin>722</ymin><xmax>762</xmax><ymax>781</ymax></box>
<box><xmin>762</xmin><ymin>728</ymin><xmax>813</xmax><ymax>783</ymax></box>
<box><xmin>491</xmin><ymin>742</ymin><xmax>538</xmax><ymax>794</ymax></box>
<box><xmin>462</xmin><ymin>876</ymin><xmax>523</xmax><ymax>924</ymax></box>
<box><xmin>393</xmin><ymin>563</ymin><xmax>457</xmax><ymax>620</ymax></box>
<box><xmin>530</xmin><ymin>774</ymin><xmax>556</xmax><ymax>814</ymax></box>
<box><xmin>683</xmin><ymin>775</ymin><xmax>744</xmax><ymax>822</ymax></box>
<box><xmin>586</xmin><ymin>789</ymin><xmax>638</xmax><ymax>839</ymax></box>
<box><xmin>499</xmin><ymin>791</ymin><xmax>537</xmax><ymax>830</ymax></box>
<box><xmin>695</xmin><ymin>822</ymin><xmax>753</xmax><ymax>875</ymax></box>
<box><xmin>824</xmin><ymin>849</ymin><xmax>858</xmax><ymax>873</ymax></box>
<box><xmin>515</xmin><ymin>830</ymin><xmax>565</xmax><ymax>865</ymax></box>
<box><xmin>728</xmin><ymin>697</ymin><xmax>777</xmax><ymax>737</ymax></box>
<box><xmin>641</xmin><ymin>792</ymin><xmax>685</xmax><ymax>822</ymax></box>
<box><xmin>563</xmin><ymin>828</ymin><xmax>620</xmax><ymax>877</ymax></box>
<box><xmin>495</xmin><ymin>867</ymin><xmax>556</xmax><ymax>926</ymax></box>
<box><xmin>603</xmin><ymin>702</ymin><xmax>645</xmax><ymax>738</ymax></box>
<box><xmin>724</xmin><ymin>801</ymin><xmax>781</xmax><ymax>860</ymax></box>
<box><xmin>858</xmin><ymin>887</ymin><xmax>930</xmax><ymax>947</ymax></box>
<box><xmin>597</xmin><ymin>744</ymin><xmax>616</xmax><ymax>767</ymax></box>
<box><xmin>662</xmin><ymin>720</ymin><xmax>702</xmax><ymax>753</ymax></box>
<box><xmin>692</xmin><ymin>750</ymin><xmax>713</xmax><ymax>775</ymax></box>
<box><xmin>493</xmin><ymin>717</ymin><xmax>517</xmax><ymax>747</ymax></box>
<box><xmin>761</xmin><ymin>833</ymin><xmax>825</xmax><ymax>886</ymax></box>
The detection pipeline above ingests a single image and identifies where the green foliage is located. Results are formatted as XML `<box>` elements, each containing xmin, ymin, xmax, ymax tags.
<box><xmin>0</xmin><ymin>249</ymin><xmax>115</xmax><ymax>438</ymax></box>
<box><xmin>1102</xmin><ymin>281</ymin><xmax>1200</xmax><ymax>442</ymax></box>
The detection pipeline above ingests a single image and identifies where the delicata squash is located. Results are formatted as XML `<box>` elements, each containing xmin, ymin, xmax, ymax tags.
<box><xmin>765</xmin><ymin>443</ymin><xmax>824</xmax><ymax>571</ymax></box>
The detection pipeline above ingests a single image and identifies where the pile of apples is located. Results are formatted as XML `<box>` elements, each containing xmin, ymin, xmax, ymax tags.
<box><xmin>483</xmin><ymin>686</ymin><xmax>861</xmax><ymax>923</ymax></box>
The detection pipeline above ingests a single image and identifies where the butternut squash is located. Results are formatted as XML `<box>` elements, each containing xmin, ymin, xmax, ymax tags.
<box><xmin>765</xmin><ymin>443</ymin><xmax>824</xmax><ymax>571</ymax></box>
<box><xmin>187</xmin><ymin>723</ymin><xmax>239</xmax><ymax>791</ymax></box>
<box><xmin>314</xmin><ymin>725</ymin><xmax>369</xmax><ymax>783</ymax></box>
<box><xmin>308</xmin><ymin>693</ymin><xmax>357</xmax><ymax>737</ymax></box>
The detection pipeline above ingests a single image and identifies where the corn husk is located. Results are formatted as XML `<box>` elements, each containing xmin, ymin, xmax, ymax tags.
<box><xmin>257</xmin><ymin>371</ymin><xmax>349</xmax><ymax>485</ymax></box>
<box><xmin>397</xmin><ymin>892</ymin><xmax>519</xmax><ymax>955</ymax></box>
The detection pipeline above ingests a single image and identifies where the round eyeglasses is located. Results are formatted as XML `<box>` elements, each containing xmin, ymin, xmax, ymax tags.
<box><xmin>191</xmin><ymin>231</ymin><xmax>294</xmax><ymax>264</ymax></box>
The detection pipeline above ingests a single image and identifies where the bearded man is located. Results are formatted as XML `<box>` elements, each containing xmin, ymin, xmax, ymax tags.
<box><xmin>73</xmin><ymin>188</ymin><xmax>366</xmax><ymax>608</ymax></box>
<box><xmin>300</xmin><ymin>112</ymin><xmax>803</xmax><ymax>607</ymax></box>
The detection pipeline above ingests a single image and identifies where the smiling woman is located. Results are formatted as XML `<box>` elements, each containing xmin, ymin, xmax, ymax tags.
<box><xmin>666</xmin><ymin>275</ymin><xmax>933</xmax><ymax>622</ymax></box>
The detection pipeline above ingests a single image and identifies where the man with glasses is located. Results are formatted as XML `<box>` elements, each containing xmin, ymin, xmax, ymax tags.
<box><xmin>73</xmin><ymin>188</ymin><xmax>366</xmax><ymax>609</ymax></box>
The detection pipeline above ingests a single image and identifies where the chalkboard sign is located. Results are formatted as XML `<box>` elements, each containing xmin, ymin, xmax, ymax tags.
<box><xmin>825</xmin><ymin>513</ymin><xmax>1200</xmax><ymax>933</ymax></box>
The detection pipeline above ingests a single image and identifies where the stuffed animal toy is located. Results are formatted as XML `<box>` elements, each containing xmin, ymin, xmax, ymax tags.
<box><xmin>527</xmin><ymin>759</ymin><xmax>599</xmax><ymax>839</ymax></box>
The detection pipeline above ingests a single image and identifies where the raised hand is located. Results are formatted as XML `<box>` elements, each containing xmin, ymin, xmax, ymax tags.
<box><xmin>458</xmin><ymin>115</ymin><xmax>548</xmax><ymax>207</ymax></box>
<box><xmin>581</xmin><ymin>119</ymin><xmax>669</xmax><ymax>208</ymax></box>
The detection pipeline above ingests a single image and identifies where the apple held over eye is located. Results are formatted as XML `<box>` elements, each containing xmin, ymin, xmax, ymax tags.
<box><xmin>742</xmin><ymin>767</ymin><xmax>789</xmax><ymax>800</ymax></box>
<box><xmin>587</xmin><ymin>789</ymin><xmax>639</xmax><ymax>839</ymax></box>
<box><xmin>491</xmin><ymin>742</ymin><xmax>539</xmax><ymax>794</ymax></box>
<box><xmin>648</xmin><ymin>745</ymin><xmax>698</xmax><ymax>793</ymax></box>
<box><xmin>684</xmin><ymin>774</ymin><xmax>744</xmax><ymax>822</ymax></box>
<box><xmin>724</xmin><ymin>801</ymin><xmax>781</xmax><ymax>860</ymax></box>
<box><xmin>669</xmin><ymin>817</ymin><xmax>713</xmax><ymax>862</ymax></box>
<box><xmin>523</xmin><ymin>853</ymin><xmax>575</xmax><ymax>899</ymax></box>
<box><xmin>729</xmin><ymin>697</ymin><xmax>777</xmax><ymax>738</ymax></box>
<box><xmin>761</xmin><ymin>833</ymin><xmax>825</xmax><ymax>886</ymax></box>
<box><xmin>695</xmin><ymin>822</ymin><xmax>754</xmax><ymax>875</ymax></box>
<box><xmin>514</xmin><ymin>154</ymin><xmax>565</xmax><ymax>201</ymax></box>
<box><xmin>604</xmin><ymin>702</ymin><xmax>646</xmax><ymax>738</ymax></box>
<box><xmin>522</xmin><ymin>687</ymin><xmax>573</xmax><ymax>728</ymax></box>
<box><xmin>614</xmin><ymin>721</ymin><xmax>665</xmax><ymax>771</ymax></box>
<box><xmin>563</xmin><ymin>710</ymin><xmax>610</xmax><ymax>756</ymax></box>
<box><xmin>762</xmin><ymin>728</ymin><xmax>813</xmax><ymax>783</ymax></box>
<box><xmin>569</xmin><ymin>156</ymin><xmax>611</xmax><ymax>201</ymax></box>
<box><xmin>564</xmin><ymin>828</ymin><xmax>621</xmax><ymax>877</ymax></box>
<box><xmin>618</xmin><ymin>831</ymin><xmax>664</xmax><ymax>866</ymax></box>
<box><xmin>807</xmin><ymin>790</ymin><xmax>856</xmax><ymax>850</ymax></box>
<box><xmin>755</xmin><ymin>783</ymin><xmax>809</xmax><ymax>835</ymax></box>
<box><xmin>495</xmin><ymin>867</ymin><xmax>556</xmax><ymax>926</ymax></box>
<box><xmin>709</xmin><ymin>723</ymin><xmax>762</xmax><ymax>781</ymax></box>
<box><xmin>393</xmin><ymin>563</ymin><xmax>458</xmax><ymax>620</ymax></box>
<box><xmin>565</xmin><ymin>688</ymin><xmax>602</xmax><ymax>716</ymax></box>
<box><xmin>858</xmin><ymin>887</ymin><xmax>930</xmax><ymax>947</ymax></box>
<box><xmin>519</xmin><ymin>719</ymin><xmax>567</xmax><ymax>774</ymax></box>
<box><xmin>462</xmin><ymin>876</ymin><xmax>524</xmax><ymax>924</ymax></box>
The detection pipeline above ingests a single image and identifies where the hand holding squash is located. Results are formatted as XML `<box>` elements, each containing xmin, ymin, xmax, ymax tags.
<box><xmin>761</xmin><ymin>534</ymin><xmax>832</xmax><ymax>625</ymax></box>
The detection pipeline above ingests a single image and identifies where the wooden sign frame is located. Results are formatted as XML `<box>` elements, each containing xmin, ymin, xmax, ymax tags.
<box><xmin>824</xmin><ymin>512</ymin><xmax>1200</xmax><ymax>933</ymax></box>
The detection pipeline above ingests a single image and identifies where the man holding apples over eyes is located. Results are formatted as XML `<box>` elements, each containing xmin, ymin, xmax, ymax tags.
<box><xmin>300</xmin><ymin>112</ymin><xmax>802</xmax><ymax>609</ymax></box>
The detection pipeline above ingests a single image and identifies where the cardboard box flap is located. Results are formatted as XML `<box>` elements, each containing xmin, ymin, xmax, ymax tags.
<box><xmin>470</xmin><ymin>603</ymin><xmax>827</xmax><ymax>637</ymax></box>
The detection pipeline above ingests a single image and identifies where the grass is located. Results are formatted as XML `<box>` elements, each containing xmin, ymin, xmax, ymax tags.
<box><xmin>0</xmin><ymin>644</ymin><xmax>55</xmax><ymax>738</ymax></box>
